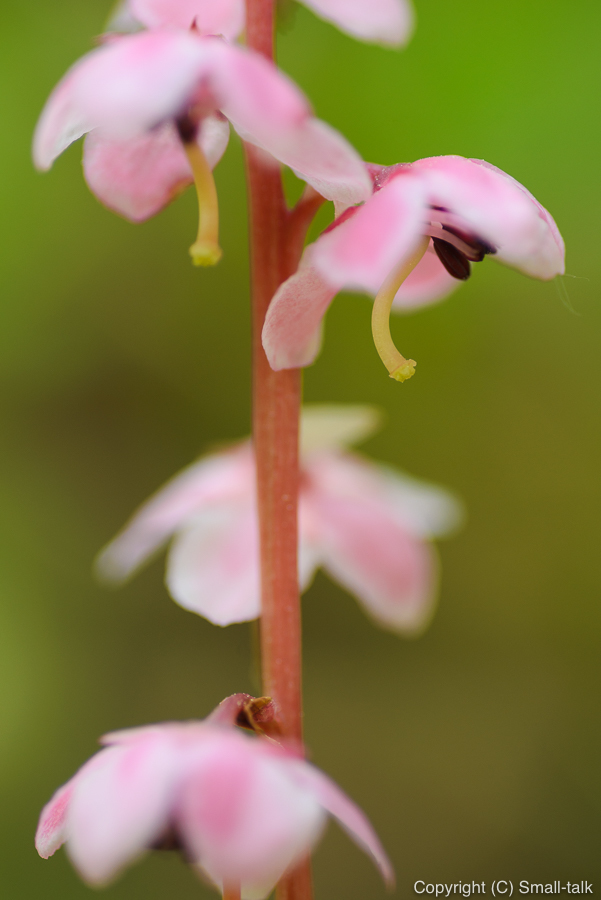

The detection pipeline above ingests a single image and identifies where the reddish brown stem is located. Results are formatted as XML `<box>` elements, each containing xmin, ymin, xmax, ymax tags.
<box><xmin>245</xmin><ymin>4</ymin><xmax>315</xmax><ymax>900</ymax></box>
<box><xmin>223</xmin><ymin>884</ymin><xmax>241</xmax><ymax>900</ymax></box>
<box><xmin>245</xmin><ymin>144</ymin><xmax>303</xmax><ymax>744</ymax></box>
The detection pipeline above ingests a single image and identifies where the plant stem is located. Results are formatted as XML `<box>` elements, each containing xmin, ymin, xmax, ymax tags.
<box><xmin>223</xmin><ymin>885</ymin><xmax>241</xmax><ymax>900</ymax></box>
<box><xmin>245</xmin><ymin>147</ymin><xmax>303</xmax><ymax>744</ymax></box>
<box><xmin>245</xmin><ymin>0</ymin><xmax>303</xmax><ymax>748</ymax></box>
<box><xmin>245</xmin><ymin>3</ymin><xmax>313</xmax><ymax>899</ymax></box>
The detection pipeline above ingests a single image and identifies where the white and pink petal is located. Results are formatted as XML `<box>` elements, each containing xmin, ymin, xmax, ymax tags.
<box><xmin>300</xmin><ymin>404</ymin><xmax>382</xmax><ymax>456</ymax></box>
<box><xmin>301</xmin><ymin>0</ymin><xmax>414</xmax><ymax>47</ymax></box>
<box><xmin>95</xmin><ymin>445</ymin><xmax>252</xmax><ymax>583</ymax></box>
<box><xmin>166</xmin><ymin>501</ymin><xmax>261</xmax><ymax>625</ymax></box>
<box><xmin>36</xmin><ymin>781</ymin><xmax>76</xmax><ymax>859</ymax></box>
<box><xmin>301</xmin><ymin>452</ymin><xmax>461</xmax><ymax>633</ymax></box>
<box><xmin>262</xmin><ymin>247</ymin><xmax>338</xmax><ymax>371</ymax></box>
<box><xmin>310</xmin><ymin>174</ymin><xmax>427</xmax><ymax>292</ymax></box>
<box><xmin>34</xmin><ymin>32</ymin><xmax>213</xmax><ymax>169</ymax></box>
<box><xmin>265</xmin><ymin>117</ymin><xmax>372</xmax><ymax>208</ymax></box>
<box><xmin>129</xmin><ymin>0</ymin><xmax>245</xmax><ymax>38</ymax></box>
<box><xmin>289</xmin><ymin>760</ymin><xmax>394</xmax><ymax>887</ymax></box>
<box><xmin>179</xmin><ymin>733</ymin><xmax>326</xmax><ymax>899</ymax></box>
<box><xmin>66</xmin><ymin>736</ymin><xmax>179</xmax><ymax>884</ymax></box>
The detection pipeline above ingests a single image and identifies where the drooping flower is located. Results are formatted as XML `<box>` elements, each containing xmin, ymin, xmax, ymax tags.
<box><xmin>33</xmin><ymin>30</ymin><xmax>370</xmax><ymax>264</ymax></box>
<box><xmin>110</xmin><ymin>0</ymin><xmax>414</xmax><ymax>47</ymax></box>
<box><xmin>96</xmin><ymin>405</ymin><xmax>461</xmax><ymax>633</ymax></box>
<box><xmin>262</xmin><ymin>156</ymin><xmax>565</xmax><ymax>379</ymax></box>
<box><xmin>35</xmin><ymin>697</ymin><xmax>393</xmax><ymax>899</ymax></box>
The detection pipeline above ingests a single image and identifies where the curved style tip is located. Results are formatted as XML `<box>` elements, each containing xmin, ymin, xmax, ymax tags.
<box><xmin>389</xmin><ymin>358</ymin><xmax>416</xmax><ymax>382</ymax></box>
<box><xmin>189</xmin><ymin>240</ymin><xmax>223</xmax><ymax>266</ymax></box>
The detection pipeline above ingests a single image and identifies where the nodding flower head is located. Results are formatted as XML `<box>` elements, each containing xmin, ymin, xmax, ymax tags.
<box><xmin>262</xmin><ymin>155</ymin><xmax>565</xmax><ymax>379</ymax></box>
<box><xmin>33</xmin><ymin>30</ymin><xmax>370</xmax><ymax>264</ymax></box>
<box><xmin>35</xmin><ymin>698</ymin><xmax>393</xmax><ymax>899</ymax></box>
<box><xmin>95</xmin><ymin>404</ymin><xmax>461</xmax><ymax>634</ymax></box>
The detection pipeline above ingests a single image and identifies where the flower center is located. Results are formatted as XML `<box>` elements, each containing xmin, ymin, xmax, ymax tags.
<box><xmin>425</xmin><ymin>207</ymin><xmax>496</xmax><ymax>280</ymax></box>
<box><xmin>177</xmin><ymin>116</ymin><xmax>222</xmax><ymax>267</ymax></box>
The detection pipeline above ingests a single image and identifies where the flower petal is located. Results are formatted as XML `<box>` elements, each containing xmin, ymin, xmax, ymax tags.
<box><xmin>213</xmin><ymin>44</ymin><xmax>370</xmax><ymax>206</ymax></box>
<box><xmin>289</xmin><ymin>760</ymin><xmax>394</xmax><ymax>887</ymax></box>
<box><xmin>95</xmin><ymin>445</ymin><xmax>252</xmax><ymax>583</ymax></box>
<box><xmin>34</xmin><ymin>32</ymin><xmax>213</xmax><ymax>169</ymax></box>
<box><xmin>411</xmin><ymin>156</ymin><xmax>565</xmax><ymax>279</ymax></box>
<box><xmin>469</xmin><ymin>158</ymin><xmax>565</xmax><ymax>279</ymax></box>
<box><xmin>83</xmin><ymin>115</ymin><xmax>229</xmax><ymax>222</ymax></box>
<box><xmin>166</xmin><ymin>501</ymin><xmax>261</xmax><ymax>625</ymax></box>
<box><xmin>36</xmin><ymin>780</ymin><xmax>75</xmax><ymax>859</ymax></box>
<box><xmin>300</xmin><ymin>404</ymin><xmax>382</xmax><ymax>456</ymax></box>
<box><xmin>130</xmin><ymin>0</ymin><xmax>245</xmax><ymax>38</ymax></box>
<box><xmin>271</xmin><ymin>118</ymin><xmax>372</xmax><ymax>208</ymax></box>
<box><xmin>83</xmin><ymin>124</ymin><xmax>190</xmax><ymax>221</ymax></box>
<box><xmin>301</xmin><ymin>0</ymin><xmax>414</xmax><ymax>47</ymax></box>
<box><xmin>302</xmin><ymin>453</ymin><xmax>461</xmax><ymax>633</ymax></box>
<box><xmin>33</xmin><ymin>67</ymin><xmax>95</xmax><ymax>170</ymax></box>
<box><xmin>262</xmin><ymin>246</ymin><xmax>338</xmax><ymax>371</ymax></box>
<box><xmin>179</xmin><ymin>733</ymin><xmax>326</xmax><ymax>900</ymax></box>
<box><xmin>211</xmin><ymin>43</ymin><xmax>309</xmax><ymax>141</ymax></box>
<box><xmin>67</xmin><ymin>736</ymin><xmax>178</xmax><ymax>885</ymax></box>
<box><xmin>106</xmin><ymin>1</ymin><xmax>144</xmax><ymax>33</ymax></box>
<box><xmin>311</xmin><ymin>173</ymin><xmax>427</xmax><ymax>291</ymax></box>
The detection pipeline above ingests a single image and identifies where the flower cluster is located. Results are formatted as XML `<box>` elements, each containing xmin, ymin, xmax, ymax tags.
<box><xmin>33</xmin><ymin>0</ymin><xmax>564</xmax><ymax>897</ymax></box>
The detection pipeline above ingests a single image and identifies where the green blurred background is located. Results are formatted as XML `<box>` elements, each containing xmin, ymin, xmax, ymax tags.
<box><xmin>1</xmin><ymin>0</ymin><xmax>600</xmax><ymax>896</ymax></box>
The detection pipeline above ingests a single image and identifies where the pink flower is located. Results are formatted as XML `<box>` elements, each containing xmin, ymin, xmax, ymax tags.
<box><xmin>111</xmin><ymin>0</ymin><xmax>414</xmax><ymax>47</ymax></box>
<box><xmin>96</xmin><ymin>405</ymin><xmax>461</xmax><ymax>633</ymax></box>
<box><xmin>262</xmin><ymin>156</ymin><xmax>565</xmax><ymax>378</ymax></box>
<box><xmin>33</xmin><ymin>30</ymin><xmax>370</xmax><ymax>263</ymax></box>
<box><xmin>35</xmin><ymin>703</ymin><xmax>393</xmax><ymax>898</ymax></box>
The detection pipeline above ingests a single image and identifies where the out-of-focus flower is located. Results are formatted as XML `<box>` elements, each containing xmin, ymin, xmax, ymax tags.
<box><xmin>110</xmin><ymin>0</ymin><xmax>414</xmax><ymax>47</ymax></box>
<box><xmin>96</xmin><ymin>405</ymin><xmax>461</xmax><ymax>633</ymax></box>
<box><xmin>262</xmin><ymin>156</ymin><xmax>565</xmax><ymax>378</ymax></box>
<box><xmin>35</xmin><ymin>700</ymin><xmax>393</xmax><ymax>899</ymax></box>
<box><xmin>33</xmin><ymin>30</ymin><xmax>370</xmax><ymax>263</ymax></box>
<box><xmin>109</xmin><ymin>0</ymin><xmax>246</xmax><ymax>39</ymax></box>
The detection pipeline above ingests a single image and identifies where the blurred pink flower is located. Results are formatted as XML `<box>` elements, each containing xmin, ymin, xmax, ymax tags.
<box><xmin>33</xmin><ymin>30</ymin><xmax>370</xmax><ymax>258</ymax></box>
<box><xmin>111</xmin><ymin>0</ymin><xmax>414</xmax><ymax>47</ymax></box>
<box><xmin>262</xmin><ymin>156</ymin><xmax>565</xmax><ymax>372</ymax></box>
<box><xmin>36</xmin><ymin>707</ymin><xmax>393</xmax><ymax>898</ymax></box>
<box><xmin>96</xmin><ymin>405</ymin><xmax>461</xmax><ymax>633</ymax></box>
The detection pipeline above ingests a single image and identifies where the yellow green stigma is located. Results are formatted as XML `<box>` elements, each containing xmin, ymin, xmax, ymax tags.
<box><xmin>189</xmin><ymin>240</ymin><xmax>223</xmax><ymax>267</ymax></box>
<box><xmin>389</xmin><ymin>359</ymin><xmax>416</xmax><ymax>382</ymax></box>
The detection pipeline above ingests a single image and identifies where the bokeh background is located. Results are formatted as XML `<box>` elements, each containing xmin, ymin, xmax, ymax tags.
<box><xmin>1</xmin><ymin>0</ymin><xmax>600</xmax><ymax>896</ymax></box>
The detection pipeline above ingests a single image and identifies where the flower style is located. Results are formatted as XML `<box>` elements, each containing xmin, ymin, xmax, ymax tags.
<box><xmin>262</xmin><ymin>156</ymin><xmax>565</xmax><ymax>379</ymax></box>
<box><xmin>35</xmin><ymin>697</ymin><xmax>393</xmax><ymax>898</ymax></box>
<box><xmin>96</xmin><ymin>405</ymin><xmax>461</xmax><ymax>633</ymax></box>
<box><xmin>111</xmin><ymin>0</ymin><xmax>414</xmax><ymax>47</ymax></box>
<box><xmin>33</xmin><ymin>29</ymin><xmax>370</xmax><ymax>264</ymax></box>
